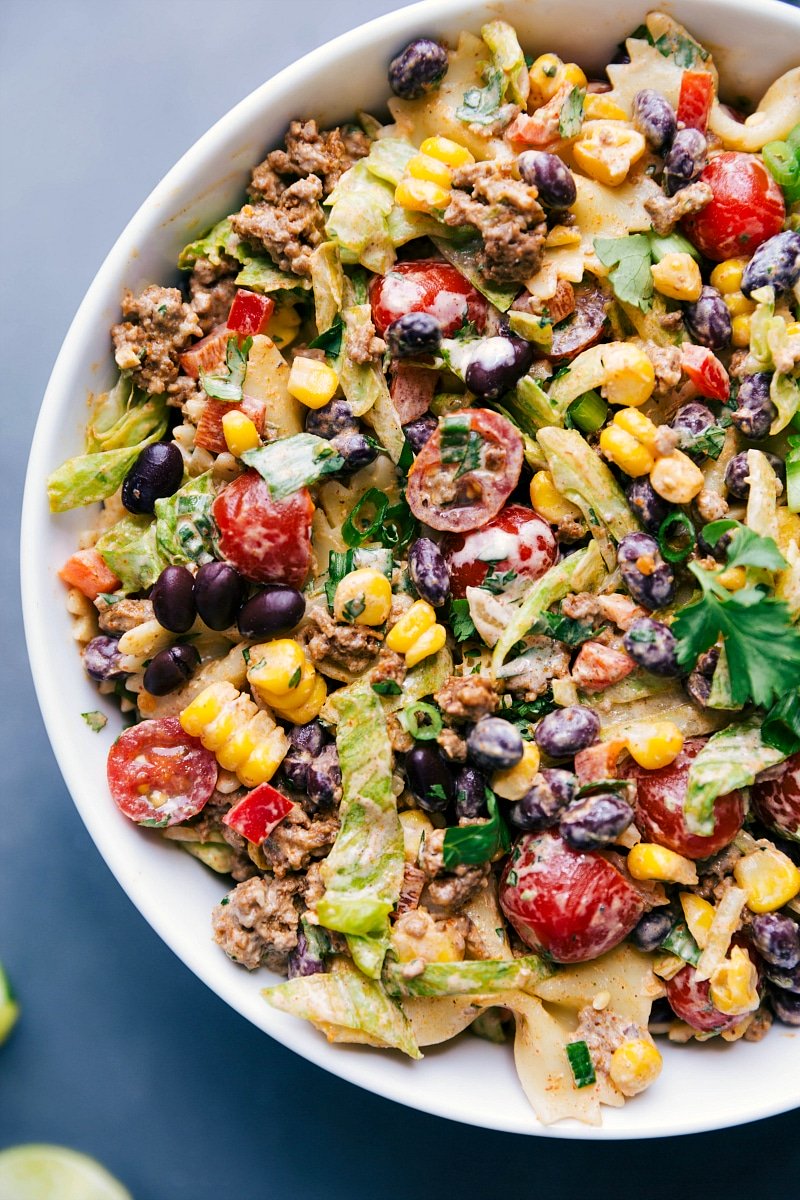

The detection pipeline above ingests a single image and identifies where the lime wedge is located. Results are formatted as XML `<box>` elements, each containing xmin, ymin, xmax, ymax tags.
<box><xmin>0</xmin><ymin>962</ymin><xmax>19</xmax><ymax>1044</ymax></box>
<box><xmin>0</xmin><ymin>1146</ymin><xmax>131</xmax><ymax>1200</ymax></box>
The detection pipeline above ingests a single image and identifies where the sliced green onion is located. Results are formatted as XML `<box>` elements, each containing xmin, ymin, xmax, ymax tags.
<box><xmin>566</xmin><ymin>1040</ymin><xmax>596</xmax><ymax>1089</ymax></box>
<box><xmin>787</xmin><ymin>435</ymin><xmax>800</xmax><ymax>514</ymax></box>
<box><xmin>402</xmin><ymin>701</ymin><xmax>443</xmax><ymax>741</ymax></box>
<box><xmin>342</xmin><ymin>488</ymin><xmax>389</xmax><ymax>547</ymax></box>
<box><xmin>658</xmin><ymin>511</ymin><xmax>696</xmax><ymax>563</ymax></box>
<box><xmin>788</xmin><ymin>123</ymin><xmax>800</xmax><ymax>154</ymax></box>
<box><xmin>381</xmin><ymin>494</ymin><xmax>418</xmax><ymax>551</ymax></box>
<box><xmin>660</xmin><ymin>921</ymin><xmax>701</xmax><ymax>966</ymax></box>
<box><xmin>763</xmin><ymin>139</ymin><xmax>800</xmax><ymax>205</ymax></box>
<box><xmin>566</xmin><ymin>390</ymin><xmax>608</xmax><ymax>433</ymax></box>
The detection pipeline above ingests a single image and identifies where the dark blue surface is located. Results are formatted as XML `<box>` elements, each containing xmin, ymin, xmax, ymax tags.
<box><xmin>2</xmin><ymin>2</ymin><xmax>799</xmax><ymax>1196</ymax></box>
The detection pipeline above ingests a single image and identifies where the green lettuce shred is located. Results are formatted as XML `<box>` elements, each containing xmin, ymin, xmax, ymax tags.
<box><xmin>242</xmin><ymin>434</ymin><xmax>345</xmax><ymax>500</ymax></box>
<box><xmin>95</xmin><ymin>513</ymin><xmax>163</xmax><ymax>592</ymax></box>
<box><xmin>684</xmin><ymin>719</ymin><xmax>787</xmax><ymax>836</ymax></box>
<box><xmin>383</xmin><ymin>954</ymin><xmax>552</xmax><ymax>999</ymax></box>
<box><xmin>310</xmin><ymin>242</ymin><xmax>345</xmax><ymax>335</ymax></box>
<box><xmin>154</xmin><ymin>471</ymin><xmax>216</xmax><ymax>566</ymax></box>
<box><xmin>480</xmin><ymin>20</ymin><xmax>530</xmax><ymax>107</ymax></box>
<box><xmin>432</xmin><ymin>236</ymin><xmax>519</xmax><ymax>311</ymax></box>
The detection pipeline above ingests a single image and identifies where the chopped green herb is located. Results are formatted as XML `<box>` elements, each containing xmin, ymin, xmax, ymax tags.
<box><xmin>762</xmin><ymin>689</ymin><xmax>800</xmax><ymax>756</ymax></box>
<box><xmin>594</xmin><ymin>235</ymin><xmax>654</xmax><ymax>311</ymax></box>
<box><xmin>566</xmin><ymin>1040</ymin><xmax>596</xmax><ymax>1089</ymax></box>
<box><xmin>449</xmin><ymin>598</ymin><xmax>477</xmax><ymax>642</ymax></box>
<box><xmin>480</xmin><ymin>567</ymin><xmax>518</xmax><ymax>595</ymax></box>
<box><xmin>200</xmin><ymin>335</ymin><xmax>252</xmax><ymax>401</ymax></box>
<box><xmin>660</xmin><ymin>921</ymin><xmax>701</xmax><ymax>966</ymax></box>
<box><xmin>501</xmin><ymin>691</ymin><xmax>556</xmax><ymax>739</ymax></box>
<box><xmin>371</xmin><ymin>679</ymin><xmax>403</xmax><ymax>696</ymax></box>
<box><xmin>308</xmin><ymin>317</ymin><xmax>344</xmax><ymax>357</ymax></box>
<box><xmin>442</xmin><ymin>791</ymin><xmax>510</xmax><ymax>869</ymax></box>
<box><xmin>440</xmin><ymin>413</ymin><xmax>483</xmax><ymax>479</ymax></box>
<box><xmin>342</xmin><ymin>596</ymin><xmax>366</xmax><ymax>623</ymax></box>
<box><xmin>456</xmin><ymin>65</ymin><xmax>505</xmax><ymax>127</ymax></box>
<box><xmin>558</xmin><ymin>85</ymin><xmax>585</xmax><ymax>139</ymax></box>
<box><xmin>428</xmin><ymin>784</ymin><xmax>449</xmax><ymax>804</ymax></box>
<box><xmin>242</xmin><ymin>648</ymin><xmax>251</xmax><ymax>665</ymax></box>
<box><xmin>677</xmin><ymin>423</ymin><xmax>726</xmax><ymax>460</ymax></box>
<box><xmin>653</xmin><ymin>28</ymin><xmax>709</xmax><ymax>68</ymax></box>
<box><xmin>81</xmin><ymin>711</ymin><xmax>108</xmax><ymax>733</ymax></box>
<box><xmin>530</xmin><ymin>611</ymin><xmax>598</xmax><ymax>646</ymax></box>
<box><xmin>288</xmin><ymin>666</ymin><xmax>302</xmax><ymax>690</ymax></box>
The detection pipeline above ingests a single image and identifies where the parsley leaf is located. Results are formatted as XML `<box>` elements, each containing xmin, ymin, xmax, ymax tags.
<box><xmin>200</xmin><ymin>335</ymin><xmax>252</xmax><ymax>401</ymax></box>
<box><xmin>594</xmin><ymin>235</ymin><xmax>654</xmax><ymax>311</ymax></box>
<box><xmin>449</xmin><ymin>598</ymin><xmax>477</xmax><ymax>642</ymax></box>
<box><xmin>456</xmin><ymin>66</ymin><xmax>505</xmax><ymax>126</ymax></box>
<box><xmin>653</xmin><ymin>29</ymin><xmax>709</xmax><ymax>68</ymax></box>
<box><xmin>501</xmin><ymin>690</ymin><xmax>556</xmax><ymax>739</ymax></box>
<box><xmin>442</xmin><ymin>791</ymin><xmax>510</xmax><ymax>869</ymax></box>
<box><xmin>529</xmin><ymin>611</ymin><xmax>598</xmax><ymax>646</ymax></box>
<box><xmin>308</xmin><ymin>318</ymin><xmax>344</xmax><ymax>357</ymax></box>
<box><xmin>559</xmin><ymin>86</ymin><xmax>586</xmax><ymax>139</ymax></box>
<box><xmin>725</xmin><ymin>526</ymin><xmax>787</xmax><ymax>573</ymax></box>
<box><xmin>371</xmin><ymin>679</ymin><xmax>403</xmax><ymax>696</ymax></box>
<box><xmin>762</xmin><ymin>689</ymin><xmax>800</xmax><ymax>756</ymax></box>
<box><xmin>481</xmin><ymin>567</ymin><xmax>518</xmax><ymax>595</ymax></box>
<box><xmin>677</xmin><ymin>423</ymin><xmax>726</xmax><ymax>461</ymax></box>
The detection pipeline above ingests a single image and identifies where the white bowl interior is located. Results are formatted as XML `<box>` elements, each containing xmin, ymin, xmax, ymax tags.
<box><xmin>22</xmin><ymin>0</ymin><xmax>800</xmax><ymax>1137</ymax></box>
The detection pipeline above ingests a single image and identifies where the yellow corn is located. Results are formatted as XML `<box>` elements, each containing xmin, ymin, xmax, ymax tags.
<box><xmin>650</xmin><ymin>252</ymin><xmax>703</xmax><ymax>302</ymax></box>
<box><xmin>613</xmin><ymin>407</ymin><xmax>659</xmax><ymax>447</ymax></box>
<box><xmin>599</xmin><ymin>425</ymin><xmax>655</xmax><ymax>477</ymax></box>
<box><xmin>609</xmin><ymin>1039</ymin><xmax>663</xmax><ymax>1097</ymax></box>
<box><xmin>395</xmin><ymin>177</ymin><xmax>451</xmax><ymax>213</ymax></box>
<box><xmin>419</xmin><ymin>135</ymin><xmax>474</xmax><ymax>168</ymax></box>
<box><xmin>246</xmin><ymin>639</ymin><xmax>307</xmax><ymax>699</ymax></box>
<box><xmin>399</xmin><ymin>809</ymin><xmax>434</xmax><ymax>863</ymax></box>
<box><xmin>709</xmin><ymin>258</ymin><xmax>748</xmax><ymax>294</ymax></box>
<box><xmin>529</xmin><ymin>53</ymin><xmax>565</xmax><ymax>104</ymax></box>
<box><xmin>708</xmin><ymin>946</ymin><xmax>760</xmax><ymax>1016</ymax></box>
<box><xmin>333</xmin><ymin>568</ymin><xmax>392</xmax><ymax>627</ymax></box>
<box><xmin>649</xmin><ymin>450</ymin><xmax>705</xmax><ymax>504</ymax></box>
<box><xmin>600</xmin><ymin>343</ymin><xmax>656</xmax><ymax>407</ymax></box>
<box><xmin>734</xmin><ymin>846</ymin><xmax>800</xmax><ymax>913</ymax></box>
<box><xmin>405</xmin><ymin>622</ymin><xmax>447</xmax><ymax>667</ymax></box>
<box><xmin>573</xmin><ymin>122</ymin><xmax>646</xmax><ymax>186</ymax></box>
<box><xmin>583</xmin><ymin>93</ymin><xmax>628</xmax><ymax>121</ymax></box>
<box><xmin>265</xmin><ymin>304</ymin><xmax>301</xmax><ymax>349</ymax></box>
<box><xmin>407</xmin><ymin>153</ymin><xmax>453</xmax><ymax>190</ymax></box>
<box><xmin>625</xmin><ymin>721</ymin><xmax>684</xmax><ymax>770</ymax></box>
<box><xmin>717</xmin><ymin>565</ymin><xmax>747</xmax><ymax>592</ymax></box>
<box><xmin>180</xmin><ymin>681</ymin><xmax>231</xmax><ymax>738</ymax></box>
<box><xmin>221</xmin><ymin>409</ymin><xmax>261</xmax><ymax>457</ymax></box>
<box><xmin>235</xmin><ymin>725</ymin><xmax>289</xmax><ymax>787</ymax></box>
<box><xmin>253</xmin><ymin>656</ymin><xmax>316</xmax><ymax>710</ymax></box>
<box><xmin>786</xmin><ymin>321</ymin><xmax>800</xmax><ymax>338</ymax></box>
<box><xmin>731</xmin><ymin>313</ymin><xmax>752</xmax><ymax>348</ymax></box>
<box><xmin>530</xmin><ymin>470</ymin><xmax>583</xmax><ymax>524</ymax></box>
<box><xmin>287</xmin><ymin>356</ymin><xmax>339</xmax><ymax>408</ymax></box>
<box><xmin>180</xmin><ymin>682</ymin><xmax>288</xmax><ymax>786</ymax></box>
<box><xmin>723</xmin><ymin>290</ymin><xmax>755</xmax><ymax>317</ymax></box>
<box><xmin>561</xmin><ymin>62</ymin><xmax>588</xmax><ymax>90</ymax></box>
<box><xmin>492</xmin><ymin>742</ymin><xmax>541</xmax><ymax>801</ymax></box>
<box><xmin>270</xmin><ymin>673</ymin><xmax>327</xmax><ymax>724</ymax></box>
<box><xmin>386</xmin><ymin>600</ymin><xmax>436</xmax><ymax>653</ymax></box>
<box><xmin>680</xmin><ymin>892</ymin><xmax>716</xmax><ymax>949</ymax></box>
<box><xmin>628</xmin><ymin>843</ymin><xmax>698</xmax><ymax>885</ymax></box>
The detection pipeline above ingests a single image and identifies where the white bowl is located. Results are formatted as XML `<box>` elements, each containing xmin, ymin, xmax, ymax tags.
<box><xmin>22</xmin><ymin>0</ymin><xmax>800</xmax><ymax>1138</ymax></box>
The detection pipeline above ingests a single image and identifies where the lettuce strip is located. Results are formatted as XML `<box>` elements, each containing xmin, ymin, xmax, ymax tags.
<box><xmin>684</xmin><ymin>719</ymin><xmax>787</xmax><ymax>836</ymax></box>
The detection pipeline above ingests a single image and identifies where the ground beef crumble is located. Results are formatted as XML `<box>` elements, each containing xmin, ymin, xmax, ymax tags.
<box><xmin>111</xmin><ymin>285</ymin><xmax>202</xmax><ymax>395</ymax></box>
<box><xmin>435</xmin><ymin>673</ymin><xmax>499</xmax><ymax>721</ymax></box>
<box><xmin>249</xmin><ymin>119</ymin><xmax>369</xmax><ymax>202</ymax></box>
<box><xmin>212</xmin><ymin>874</ymin><xmax>303</xmax><ymax>971</ymax></box>
<box><xmin>252</xmin><ymin>804</ymin><xmax>339</xmax><ymax>878</ymax></box>
<box><xmin>444</xmin><ymin>159</ymin><xmax>546</xmax><ymax>284</ymax></box>
<box><xmin>231</xmin><ymin>176</ymin><xmax>326</xmax><ymax>278</ymax></box>
<box><xmin>300</xmin><ymin>606</ymin><xmax>383</xmax><ymax>675</ymax></box>
<box><xmin>95</xmin><ymin>597</ymin><xmax>153</xmax><ymax>634</ymax></box>
<box><xmin>418</xmin><ymin>828</ymin><xmax>490</xmax><ymax>914</ymax></box>
<box><xmin>645</xmin><ymin>342</ymin><xmax>682</xmax><ymax>395</ymax></box>
<box><xmin>644</xmin><ymin>181</ymin><xmax>713</xmax><ymax>236</ymax></box>
<box><xmin>188</xmin><ymin>255</ymin><xmax>239</xmax><ymax>334</ymax></box>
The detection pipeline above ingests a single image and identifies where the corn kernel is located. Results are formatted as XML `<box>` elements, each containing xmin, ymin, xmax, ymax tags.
<box><xmin>717</xmin><ymin>565</ymin><xmax>747</xmax><ymax>591</ymax></box>
<box><xmin>221</xmin><ymin>409</ymin><xmax>260</xmax><ymax>457</ymax></box>
<box><xmin>419</xmin><ymin>135</ymin><xmax>474</xmax><ymax>168</ymax></box>
<box><xmin>561</xmin><ymin>62</ymin><xmax>588</xmax><ymax>89</ymax></box>
<box><xmin>626</xmin><ymin>721</ymin><xmax>683</xmax><ymax>770</ymax></box>
<box><xmin>237</xmin><ymin>727</ymin><xmax>287</xmax><ymax>787</ymax></box>
<box><xmin>734</xmin><ymin>846</ymin><xmax>800</xmax><ymax>913</ymax></box>
<box><xmin>386</xmin><ymin>600</ymin><xmax>436</xmax><ymax>653</ymax></box>
<box><xmin>270</xmin><ymin>673</ymin><xmax>327</xmax><ymax>724</ymax></box>
<box><xmin>680</xmin><ymin>892</ymin><xmax>716</xmax><ymax>949</ymax></box>
<box><xmin>609</xmin><ymin>1039</ymin><xmax>662</xmax><ymax>1097</ymax></box>
<box><xmin>179</xmin><ymin>682</ymin><xmax>231</xmax><ymax>736</ymax></box>
<box><xmin>530</xmin><ymin>470</ymin><xmax>583</xmax><ymax>523</ymax></box>
<box><xmin>650</xmin><ymin>252</ymin><xmax>703</xmax><ymax>302</ymax></box>
<box><xmin>650</xmin><ymin>450</ymin><xmax>705</xmax><ymax>504</ymax></box>
<box><xmin>265</xmin><ymin>304</ymin><xmax>301</xmax><ymax>349</ymax></box>
<box><xmin>255</xmin><ymin>661</ymin><xmax>317</xmax><ymax>713</ymax></box>
<box><xmin>613</xmin><ymin>407</ymin><xmax>659</xmax><ymax>447</ymax></box>
<box><xmin>399</xmin><ymin>809</ymin><xmax>434</xmax><ymax>863</ymax></box>
<box><xmin>405</xmin><ymin>622</ymin><xmax>447</xmax><ymax>667</ymax></box>
<box><xmin>731</xmin><ymin>313</ymin><xmax>752</xmax><ymax>349</ymax></box>
<box><xmin>529</xmin><ymin>53</ymin><xmax>564</xmax><ymax>104</ymax></box>
<box><xmin>723</xmin><ymin>290</ymin><xmax>755</xmax><ymax>317</ymax></box>
<box><xmin>492</xmin><ymin>742</ymin><xmax>541</xmax><ymax>801</ymax></box>
<box><xmin>573</xmin><ymin>122</ymin><xmax>646</xmax><ymax>187</ymax></box>
<box><xmin>709</xmin><ymin>258</ymin><xmax>748</xmax><ymax>295</ymax></box>
<box><xmin>395</xmin><ymin>177</ymin><xmax>451</xmax><ymax>213</ymax></box>
<box><xmin>600</xmin><ymin>343</ymin><xmax>656</xmax><ymax>407</ymax></box>
<box><xmin>215</xmin><ymin>721</ymin><xmax>258</xmax><ymax>772</ymax></box>
<box><xmin>708</xmin><ymin>946</ymin><xmax>760</xmax><ymax>1016</ymax></box>
<box><xmin>599</xmin><ymin>425</ymin><xmax>655</xmax><ymax>476</ymax></box>
<box><xmin>246</xmin><ymin>639</ymin><xmax>307</xmax><ymax>698</ymax></box>
<box><xmin>628</xmin><ymin>843</ymin><xmax>698</xmax><ymax>885</ymax></box>
<box><xmin>333</xmin><ymin>568</ymin><xmax>392</xmax><ymax>627</ymax></box>
<box><xmin>407</xmin><ymin>153</ymin><xmax>453</xmax><ymax>190</ymax></box>
<box><xmin>287</xmin><ymin>356</ymin><xmax>339</xmax><ymax>408</ymax></box>
<box><xmin>583</xmin><ymin>93</ymin><xmax>628</xmax><ymax>121</ymax></box>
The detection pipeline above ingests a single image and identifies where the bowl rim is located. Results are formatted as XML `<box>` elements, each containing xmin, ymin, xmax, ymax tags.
<box><xmin>21</xmin><ymin>0</ymin><xmax>800</xmax><ymax>1139</ymax></box>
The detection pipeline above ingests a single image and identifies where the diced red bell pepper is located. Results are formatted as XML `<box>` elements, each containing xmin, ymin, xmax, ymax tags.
<box><xmin>222</xmin><ymin>782</ymin><xmax>295</xmax><ymax>845</ymax></box>
<box><xmin>677</xmin><ymin>70</ymin><xmax>714</xmax><ymax>133</ymax></box>
<box><xmin>680</xmin><ymin>343</ymin><xmax>730</xmax><ymax>402</ymax></box>
<box><xmin>59</xmin><ymin>548</ymin><xmax>121</xmax><ymax>599</ymax></box>
<box><xmin>179</xmin><ymin>324</ymin><xmax>231</xmax><ymax>379</ymax></box>
<box><xmin>390</xmin><ymin>363</ymin><xmax>439</xmax><ymax>424</ymax></box>
<box><xmin>227</xmin><ymin>290</ymin><xmax>275</xmax><ymax>338</ymax></box>
<box><xmin>194</xmin><ymin>396</ymin><xmax>266</xmax><ymax>454</ymax></box>
<box><xmin>574</xmin><ymin>739</ymin><xmax>627</xmax><ymax>786</ymax></box>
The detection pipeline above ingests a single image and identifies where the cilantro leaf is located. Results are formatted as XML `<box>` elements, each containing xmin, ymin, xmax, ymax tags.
<box><xmin>308</xmin><ymin>318</ymin><xmax>344</xmax><ymax>358</ymax></box>
<box><xmin>456</xmin><ymin>66</ymin><xmax>505</xmax><ymax>126</ymax></box>
<box><xmin>725</xmin><ymin>526</ymin><xmax>787</xmax><ymax>573</ymax></box>
<box><xmin>200</xmin><ymin>335</ymin><xmax>252</xmax><ymax>401</ymax></box>
<box><xmin>442</xmin><ymin>792</ymin><xmax>510</xmax><ymax>869</ymax></box>
<box><xmin>530</xmin><ymin>611</ymin><xmax>598</xmax><ymax>646</ymax></box>
<box><xmin>677</xmin><ymin>423</ymin><xmax>726</xmax><ymax>460</ymax></box>
<box><xmin>594</xmin><ymin>235</ymin><xmax>654</xmax><ymax>311</ymax></box>
<box><xmin>558</xmin><ymin>86</ymin><xmax>585</xmax><ymax>139</ymax></box>
<box><xmin>653</xmin><ymin>29</ymin><xmax>709</xmax><ymax>68</ymax></box>
<box><xmin>480</xmin><ymin>567</ymin><xmax>518</xmax><ymax>595</ymax></box>
<box><xmin>501</xmin><ymin>690</ymin><xmax>556</xmax><ymax>739</ymax></box>
<box><xmin>762</xmin><ymin>689</ymin><xmax>800</xmax><ymax>756</ymax></box>
<box><xmin>449</xmin><ymin>598</ymin><xmax>477</xmax><ymax>643</ymax></box>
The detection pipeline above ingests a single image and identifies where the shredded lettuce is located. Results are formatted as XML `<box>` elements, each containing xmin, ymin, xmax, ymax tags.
<box><xmin>310</xmin><ymin>242</ymin><xmax>344</xmax><ymax>335</ymax></box>
<box><xmin>325</xmin><ymin>159</ymin><xmax>398</xmax><ymax>274</ymax></box>
<box><xmin>787</xmin><ymin>436</ymin><xmax>800</xmax><ymax>513</ymax></box>
<box><xmin>95</xmin><ymin>513</ymin><xmax>163</xmax><ymax>592</ymax></box>
<box><xmin>383</xmin><ymin>954</ymin><xmax>551</xmax><ymax>999</ymax></box>
<box><xmin>339</xmin><ymin>302</ymin><xmax>389</xmax><ymax>418</ymax></box>
<box><xmin>684</xmin><ymin>719</ymin><xmax>787</xmax><ymax>836</ymax></box>
<box><xmin>363</xmin><ymin>137</ymin><xmax>417</xmax><ymax>186</ymax></box>
<box><xmin>432</xmin><ymin>236</ymin><xmax>519</xmax><ymax>311</ymax></box>
<box><xmin>321</xmin><ymin>647</ymin><xmax>453</xmax><ymax>724</ymax></box>
<box><xmin>480</xmin><ymin>20</ymin><xmax>530</xmax><ymax>108</ymax></box>
<box><xmin>235</xmin><ymin>254</ymin><xmax>310</xmax><ymax>295</ymax></box>
<box><xmin>361</xmin><ymin>375</ymin><xmax>405</xmax><ymax>462</ymax></box>
<box><xmin>508</xmin><ymin>375</ymin><xmax>570</xmax><ymax>431</ymax></box>
<box><xmin>242</xmin><ymin>434</ymin><xmax>345</xmax><ymax>500</ymax></box>
<box><xmin>154</xmin><ymin>471</ymin><xmax>216</xmax><ymax>566</ymax></box>
<box><xmin>177</xmin><ymin>216</ymin><xmax>239</xmax><ymax>270</ymax></box>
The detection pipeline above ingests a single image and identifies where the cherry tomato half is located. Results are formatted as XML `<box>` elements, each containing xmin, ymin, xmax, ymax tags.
<box><xmin>369</xmin><ymin>260</ymin><xmax>488</xmax><ymax>338</ymax></box>
<box><xmin>212</xmin><ymin>470</ymin><xmax>314</xmax><ymax>588</ymax></box>
<box><xmin>680</xmin><ymin>343</ymin><xmax>730</xmax><ymax>402</ymax></box>
<box><xmin>107</xmin><ymin>717</ymin><xmax>218</xmax><ymax>826</ymax></box>
<box><xmin>752</xmin><ymin>751</ymin><xmax>800</xmax><ymax>843</ymax></box>
<box><xmin>625</xmin><ymin>739</ymin><xmax>746</xmax><ymax>860</ymax></box>
<box><xmin>406</xmin><ymin>409</ymin><xmax>524</xmax><ymax>533</ymax></box>
<box><xmin>441</xmin><ymin>504</ymin><xmax>557</xmax><ymax>599</ymax></box>
<box><xmin>499</xmin><ymin>830</ymin><xmax>646</xmax><ymax>963</ymax></box>
<box><xmin>665</xmin><ymin>962</ymin><xmax>743</xmax><ymax>1032</ymax></box>
<box><xmin>682</xmin><ymin>152</ymin><xmax>786</xmax><ymax>262</ymax></box>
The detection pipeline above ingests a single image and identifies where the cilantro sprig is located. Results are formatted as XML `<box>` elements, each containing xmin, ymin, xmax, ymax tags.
<box><xmin>200</xmin><ymin>335</ymin><xmax>252</xmax><ymax>401</ymax></box>
<box><xmin>442</xmin><ymin>792</ymin><xmax>510</xmax><ymax>869</ymax></box>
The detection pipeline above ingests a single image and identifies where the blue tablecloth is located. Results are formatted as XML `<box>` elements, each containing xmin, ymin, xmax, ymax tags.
<box><xmin>2</xmin><ymin>2</ymin><xmax>798</xmax><ymax>1194</ymax></box>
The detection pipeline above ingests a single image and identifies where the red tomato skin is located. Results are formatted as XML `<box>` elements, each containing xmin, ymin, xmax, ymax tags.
<box><xmin>665</xmin><ymin>963</ymin><xmax>743</xmax><ymax>1032</ymax></box>
<box><xmin>212</xmin><ymin>471</ymin><xmax>314</xmax><ymax>588</ymax></box>
<box><xmin>752</xmin><ymin>752</ymin><xmax>800</xmax><ymax>843</ymax></box>
<box><xmin>499</xmin><ymin>831</ymin><xmax>646</xmax><ymax>963</ymax></box>
<box><xmin>677</xmin><ymin>70</ymin><xmax>714</xmax><ymax>132</ymax></box>
<box><xmin>682</xmin><ymin>153</ymin><xmax>786</xmax><ymax>261</ymax></box>
<box><xmin>226</xmin><ymin>290</ymin><xmax>275</xmax><ymax>337</ymax></box>
<box><xmin>223</xmin><ymin>782</ymin><xmax>295</xmax><ymax>845</ymax></box>
<box><xmin>441</xmin><ymin>504</ymin><xmax>557</xmax><ymax>598</ymax></box>
<box><xmin>107</xmin><ymin>717</ymin><xmax>218</xmax><ymax>826</ymax></box>
<box><xmin>625</xmin><ymin>739</ymin><xmax>746</xmax><ymax>860</ymax></box>
<box><xmin>680</xmin><ymin>344</ymin><xmax>730</xmax><ymax>402</ymax></box>
<box><xmin>369</xmin><ymin>261</ymin><xmax>488</xmax><ymax>338</ymax></box>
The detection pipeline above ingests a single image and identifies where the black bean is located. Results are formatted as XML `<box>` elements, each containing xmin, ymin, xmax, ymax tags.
<box><xmin>617</xmin><ymin>532</ymin><xmax>676</xmax><ymax>610</ymax></box>
<box><xmin>287</xmin><ymin>928</ymin><xmax>326</xmax><ymax>979</ymax></box>
<box><xmin>518</xmin><ymin>151</ymin><xmax>577</xmax><ymax>208</ymax></box>
<box><xmin>766</xmin><ymin>961</ymin><xmax>800</xmax><ymax>994</ymax></box>
<box><xmin>724</xmin><ymin>450</ymin><xmax>785</xmax><ymax>500</ymax></box>
<box><xmin>405</xmin><ymin>745</ymin><xmax>454</xmax><ymax>811</ymax></box>
<box><xmin>121</xmin><ymin>442</ymin><xmax>184</xmax><ymax>514</ymax></box>
<box><xmin>282</xmin><ymin>748</ymin><xmax>312</xmax><ymax>791</ymax></box>
<box><xmin>237</xmin><ymin>587</ymin><xmax>305</xmax><ymax>639</ymax></box>
<box><xmin>307</xmin><ymin>745</ymin><xmax>341</xmax><ymax>812</ymax></box>
<box><xmin>770</xmin><ymin>986</ymin><xmax>800</xmax><ymax>1026</ymax></box>
<box><xmin>671</xmin><ymin>401</ymin><xmax>716</xmax><ymax>460</ymax></box>
<box><xmin>623</xmin><ymin>617</ymin><xmax>680</xmax><ymax>677</ymax></box>
<box><xmin>663</xmin><ymin>127</ymin><xmax>707</xmax><ymax>195</ymax></box>
<box><xmin>143</xmin><ymin>644</ymin><xmax>200</xmax><ymax>695</ymax></box>
<box><xmin>305</xmin><ymin>399</ymin><xmax>357</xmax><ymax>439</ymax></box>
<box><xmin>683</xmin><ymin>286</ymin><xmax>732</xmax><ymax>350</ymax></box>
<box><xmin>467</xmin><ymin>717</ymin><xmax>524</xmax><ymax>771</ymax></box>
<box><xmin>631</xmin><ymin>909</ymin><xmax>676</xmax><ymax>953</ymax></box>
<box><xmin>403</xmin><ymin>414</ymin><xmax>438</xmax><ymax>454</ymax></box>
<box><xmin>151</xmin><ymin>565</ymin><xmax>196</xmax><ymax>634</ymax></box>
<box><xmin>387</xmin><ymin>312</ymin><xmax>442</xmax><ymax>358</ymax></box>
<box><xmin>83</xmin><ymin>635</ymin><xmax>124</xmax><ymax>681</ymax></box>
<box><xmin>685</xmin><ymin>646</ymin><xmax>719</xmax><ymax>707</ymax></box>
<box><xmin>388</xmin><ymin>38</ymin><xmax>448</xmax><ymax>100</ymax></box>
<box><xmin>534</xmin><ymin>706</ymin><xmax>600</xmax><ymax>759</ymax></box>
<box><xmin>741</xmin><ymin>231</ymin><xmax>800</xmax><ymax>298</ymax></box>
<box><xmin>751</xmin><ymin>912</ymin><xmax>800</xmax><ymax>970</ymax></box>
<box><xmin>697</xmin><ymin>525</ymin><xmax>733</xmax><ymax>561</ymax></box>
<box><xmin>626</xmin><ymin>477</ymin><xmax>670</xmax><ymax>535</ymax></box>
<box><xmin>454</xmin><ymin>765</ymin><xmax>488</xmax><ymax>819</ymax></box>
<box><xmin>464</xmin><ymin>336</ymin><xmax>534</xmax><ymax>400</ymax></box>
<box><xmin>508</xmin><ymin>769</ymin><xmax>576</xmax><ymax>831</ymax></box>
<box><xmin>632</xmin><ymin>89</ymin><xmax>677</xmax><ymax>152</ymax></box>
<box><xmin>559</xmin><ymin>792</ymin><xmax>634</xmax><ymax>850</ymax></box>
<box><xmin>730</xmin><ymin>373</ymin><xmax>777</xmax><ymax>441</ymax></box>
<box><xmin>194</xmin><ymin>561</ymin><xmax>246</xmax><ymax>631</ymax></box>
<box><xmin>408</xmin><ymin>538</ymin><xmax>450</xmax><ymax>608</ymax></box>
<box><xmin>330</xmin><ymin>431</ymin><xmax>378</xmax><ymax>473</ymax></box>
<box><xmin>290</xmin><ymin>720</ymin><xmax>326</xmax><ymax>757</ymax></box>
